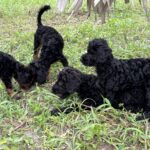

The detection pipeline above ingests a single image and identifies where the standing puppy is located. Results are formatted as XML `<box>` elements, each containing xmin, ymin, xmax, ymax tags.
<box><xmin>33</xmin><ymin>5</ymin><xmax>68</xmax><ymax>67</ymax></box>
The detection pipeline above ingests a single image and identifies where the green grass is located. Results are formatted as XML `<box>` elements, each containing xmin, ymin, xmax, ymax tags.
<box><xmin>0</xmin><ymin>0</ymin><xmax>150</xmax><ymax>149</ymax></box>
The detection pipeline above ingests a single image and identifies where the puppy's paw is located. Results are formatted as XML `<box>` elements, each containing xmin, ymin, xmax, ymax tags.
<box><xmin>136</xmin><ymin>111</ymin><xmax>150</xmax><ymax>121</ymax></box>
<box><xmin>50</xmin><ymin>108</ymin><xmax>62</xmax><ymax>116</ymax></box>
<box><xmin>136</xmin><ymin>115</ymin><xmax>145</xmax><ymax>121</ymax></box>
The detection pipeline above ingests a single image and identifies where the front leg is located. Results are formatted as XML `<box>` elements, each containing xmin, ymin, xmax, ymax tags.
<box><xmin>33</xmin><ymin>34</ymin><xmax>41</xmax><ymax>61</ymax></box>
<box><xmin>2</xmin><ymin>77</ymin><xmax>13</xmax><ymax>96</ymax></box>
<box><xmin>59</xmin><ymin>54</ymin><xmax>69</xmax><ymax>67</ymax></box>
<box><xmin>50</xmin><ymin>104</ymin><xmax>79</xmax><ymax>116</ymax></box>
<box><xmin>50</xmin><ymin>102</ymin><xmax>97</xmax><ymax>116</ymax></box>
<box><xmin>136</xmin><ymin>111</ymin><xmax>150</xmax><ymax>121</ymax></box>
<box><xmin>136</xmin><ymin>87</ymin><xmax>150</xmax><ymax>120</ymax></box>
<box><xmin>144</xmin><ymin>87</ymin><xmax>150</xmax><ymax>119</ymax></box>
<box><xmin>106</xmin><ymin>91</ymin><xmax>119</xmax><ymax>109</ymax></box>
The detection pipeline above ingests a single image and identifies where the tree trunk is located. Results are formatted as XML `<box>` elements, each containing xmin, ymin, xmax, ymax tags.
<box><xmin>125</xmin><ymin>0</ymin><xmax>129</xmax><ymax>3</ymax></box>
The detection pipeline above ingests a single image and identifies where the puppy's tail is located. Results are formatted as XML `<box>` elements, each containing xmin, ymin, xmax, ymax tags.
<box><xmin>37</xmin><ymin>5</ymin><xmax>51</xmax><ymax>27</ymax></box>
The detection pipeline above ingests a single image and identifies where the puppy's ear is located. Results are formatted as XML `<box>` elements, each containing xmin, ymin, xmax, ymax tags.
<box><xmin>16</xmin><ymin>63</ymin><xmax>24</xmax><ymax>72</ymax></box>
<box><xmin>66</xmin><ymin>73</ymin><xmax>81</xmax><ymax>93</ymax></box>
<box><xmin>66</xmin><ymin>79</ymin><xmax>80</xmax><ymax>93</ymax></box>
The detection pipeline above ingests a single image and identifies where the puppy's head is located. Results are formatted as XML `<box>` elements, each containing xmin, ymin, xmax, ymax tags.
<box><xmin>15</xmin><ymin>64</ymin><xmax>35</xmax><ymax>90</ymax></box>
<box><xmin>52</xmin><ymin>67</ymin><xmax>82</xmax><ymax>99</ymax></box>
<box><xmin>81</xmin><ymin>38</ymin><xmax>113</xmax><ymax>66</ymax></box>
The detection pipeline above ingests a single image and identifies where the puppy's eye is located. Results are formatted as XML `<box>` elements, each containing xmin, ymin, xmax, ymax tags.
<box><xmin>89</xmin><ymin>47</ymin><xmax>97</xmax><ymax>54</ymax></box>
<box><xmin>93</xmin><ymin>45</ymin><xmax>99</xmax><ymax>51</ymax></box>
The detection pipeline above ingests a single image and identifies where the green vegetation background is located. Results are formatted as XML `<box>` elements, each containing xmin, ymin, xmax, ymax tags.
<box><xmin>0</xmin><ymin>0</ymin><xmax>150</xmax><ymax>149</ymax></box>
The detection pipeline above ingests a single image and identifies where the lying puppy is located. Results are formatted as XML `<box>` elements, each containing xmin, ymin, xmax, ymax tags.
<box><xmin>51</xmin><ymin>67</ymin><xmax>103</xmax><ymax>115</ymax></box>
<box><xmin>33</xmin><ymin>5</ymin><xmax>68</xmax><ymax>67</ymax></box>
<box><xmin>81</xmin><ymin>38</ymin><xmax>150</xmax><ymax>120</ymax></box>
<box><xmin>0</xmin><ymin>51</ymin><xmax>33</xmax><ymax>96</ymax></box>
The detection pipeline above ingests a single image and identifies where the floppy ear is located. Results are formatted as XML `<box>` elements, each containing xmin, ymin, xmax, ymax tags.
<box><xmin>65</xmin><ymin>73</ymin><xmax>81</xmax><ymax>93</ymax></box>
<box><xmin>66</xmin><ymin>79</ymin><xmax>81</xmax><ymax>93</ymax></box>
<box><xmin>16</xmin><ymin>63</ymin><xmax>24</xmax><ymax>72</ymax></box>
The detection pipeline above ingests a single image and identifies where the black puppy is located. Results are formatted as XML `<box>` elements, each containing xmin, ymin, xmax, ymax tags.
<box><xmin>16</xmin><ymin>49</ymin><xmax>62</xmax><ymax>87</ymax></box>
<box><xmin>51</xmin><ymin>67</ymin><xmax>103</xmax><ymax>115</ymax></box>
<box><xmin>14</xmin><ymin>5</ymin><xmax>69</xmax><ymax>87</ymax></box>
<box><xmin>33</xmin><ymin>5</ymin><xmax>68</xmax><ymax>67</ymax></box>
<box><xmin>5</xmin><ymin>52</ymin><xmax>63</xmax><ymax>92</ymax></box>
<box><xmin>81</xmin><ymin>38</ymin><xmax>150</xmax><ymax>120</ymax></box>
<box><xmin>26</xmin><ymin>53</ymin><xmax>61</xmax><ymax>85</ymax></box>
<box><xmin>0</xmin><ymin>51</ymin><xmax>34</xmax><ymax>96</ymax></box>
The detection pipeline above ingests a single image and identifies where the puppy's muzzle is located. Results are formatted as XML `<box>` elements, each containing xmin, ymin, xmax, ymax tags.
<box><xmin>81</xmin><ymin>54</ymin><xmax>87</xmax><ymax>63</ymax></box>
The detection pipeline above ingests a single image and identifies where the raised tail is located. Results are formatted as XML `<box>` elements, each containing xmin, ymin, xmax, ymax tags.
<box><xmin>37</xmin><ymin>5</ymin><xmax>50</xmax><ymax>27</ymax></box>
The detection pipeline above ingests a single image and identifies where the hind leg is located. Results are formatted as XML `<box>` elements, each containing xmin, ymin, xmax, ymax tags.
<box><xmin>2</xmin><ymin>77</ymin><xmax>13</xmax><ymax>96</ymax></box>
<box><xmin>59</xmin><ymin>55</ymin><xmax>68</xmax><ymax>67</ymax></box>
<box><xmin>33</xmin><ymin>34</ymin><xmax>42</xmax><ymax>61</ymax></box>
<box><xmin>46</xmin><ymin>68</ymin><xmax>51</xmax><ymax>81</ymax></box>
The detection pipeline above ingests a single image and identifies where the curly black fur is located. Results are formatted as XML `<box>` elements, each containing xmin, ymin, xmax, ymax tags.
<box><xmin>51</xmin><ymin>67</ymin><xmax>103</xmax><ymax>115</ymax></box>
<box><xmin>15</xmin><ymin>50</ymin><xmax>59</xmax><ymax>87</ymax></box>
<box><xmin>15</xmin><ymin>5</ymin><xmax>69</xmax><ymax>88</ymax></box>
<box><xmin>0</xmin><ymin>51</ymin><xmax>34</xmax><ymax>95</ymax></box>
<box><xmin>27</xmin><ymin>51</ymin><xmax>60</xmax><ymax>85</ymax></box>
<box><xmin>33</xmin><ymin>5</ymin><xmax>68</xmax><ymax>67</ymax></box>
<box><xmin>81</xmin><ymin>38</ymin><xmax>150</xmax><ymax>120</ymax></box>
